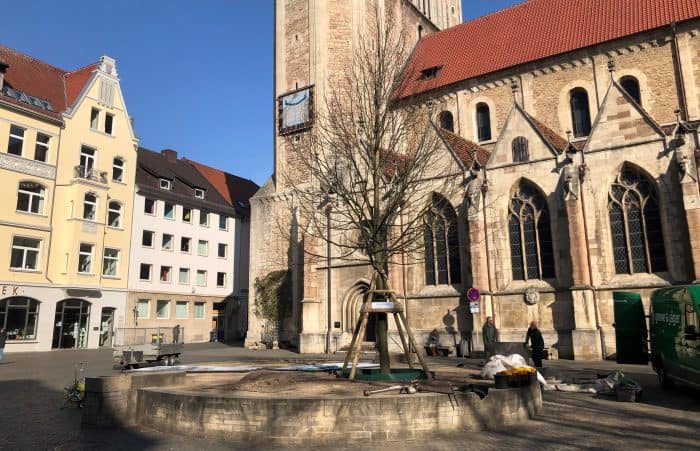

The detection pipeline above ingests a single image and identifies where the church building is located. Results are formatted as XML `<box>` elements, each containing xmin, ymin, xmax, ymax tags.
<box><xmin>248</xmin><ymin>0</ymin><xmax>700</xmax><ymax>360</ymax></box>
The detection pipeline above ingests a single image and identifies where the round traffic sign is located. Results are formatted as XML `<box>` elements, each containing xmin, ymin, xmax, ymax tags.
<box><xmin>467</xmin><ymin>287</ymin><xmax>480</xmax><ymax>301</ymax></box>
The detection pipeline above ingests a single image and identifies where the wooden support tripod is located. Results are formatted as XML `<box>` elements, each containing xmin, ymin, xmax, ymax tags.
<box><xmin>341</xmin><ymin>288</ymin><xmax>432</xmax><ymax>380</ymax></box>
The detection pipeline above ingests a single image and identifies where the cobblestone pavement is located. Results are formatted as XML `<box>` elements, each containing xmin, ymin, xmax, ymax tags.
<box><xmin>1</xmin><ymin>345</ymin><xmax>699</xmax><ymax>450</ymax></box>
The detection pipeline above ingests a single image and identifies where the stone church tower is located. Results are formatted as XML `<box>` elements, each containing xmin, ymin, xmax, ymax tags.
<box><xmin>247</xmin><ymin>0</ymin><xmax>461</xmax><ymax>351</ymax></box>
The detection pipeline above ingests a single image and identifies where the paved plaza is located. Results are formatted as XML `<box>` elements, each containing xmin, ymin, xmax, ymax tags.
<box><xmin>1</xmin><ymin>344</ymin><xmax>699</xmax><ymax>450</ymax></box>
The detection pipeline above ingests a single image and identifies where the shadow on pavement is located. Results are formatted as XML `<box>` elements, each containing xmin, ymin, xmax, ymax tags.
<box><xmin>0</xmin><ymin>379</ymin><xmax>158</xmax><ymax>451</ymax></box>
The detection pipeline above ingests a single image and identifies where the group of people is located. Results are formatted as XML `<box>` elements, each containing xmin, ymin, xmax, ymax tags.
<box><xmin>482</xmin><ymin>317</ymin><xmax>545</xmax><ymax>368</ymax></box>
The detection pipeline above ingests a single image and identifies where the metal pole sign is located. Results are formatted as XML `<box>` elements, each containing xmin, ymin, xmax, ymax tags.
<box><xmin>467</xmin><ymin>287</ymin><xmax>480</xmax><ymax>313</ymax></box>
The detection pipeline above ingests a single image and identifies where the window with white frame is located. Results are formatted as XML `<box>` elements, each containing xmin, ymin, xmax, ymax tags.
<box><xmin>178</xmin><ymin>267</ymin><xmax>190</xmax><ymax>284</ymax></box>
<box><xmin>196</xmin><ymin>270</ymin><xmax>207</xmax><ymax>286</ymax></box>
<box><xmin>108</xmin><ymin>201</ymin><xmax>122</xmax><ymax>227</ymax></box>
<box><xmin>90</xmin><ymin>108</ymin><xmax>100</xmax><ymax>130</ymax></box>
<box><xmin>8</xmin><ymin>125</ymin><xmax>25</xmax><ymax>156</ymax></box>
<box><xmin>79</xmin><ymin>146</ymin><xmax>96</xmax><ymax>176</ymax></box>
<box><xmin>16</xmin><ymin>182</ymin><xmax>46</xmax><ymax>215</ymax></box>
<box><xmin>160</xmin><ymin>178</ymin><xmax>171</xmax><ymax>190</ymax></box>
<box><xmin>102</xmin><ymin>248</ymin><xmax>119</xmax><ymax>276</ymax></box>
<box><xmin>181</xmin><ymin>237</ymin><xmax>191</xmax><ymax>253</ymax></box>
<box><xmin>136</xmin><ymin>299</ymin><xmax>150</xmax><ymax>319</ymax></box>
<box><xmin>144</xmin><ymin>198</ymin><xmax>156</xmax><ymax>215</ymax></box>
<box><xmin>194</xmin><ymin>302</ymin><xmax>205</xmax><ymax>319</ymax></box>
<box><xmin>139</xmin><ymin>263</ymin><xmax>152</xmax><ymax>280</ymax></box>
<box><xmin>162</xmin><ymin>233</ymin><xmax>174</xmax><ymax>251</ymax></box>
<box><xmin>160</xmin><ymin>265</ymin><xmax>172</xmax><ymax>283</ymax></box>
<box><xmin>219</xmin><ymin>215</ymin><xmax>228</xmax><ymax>230</ymax></box>
<box><xmin>112</xmin><ymin>157</ymin><xmax>124</xmax><ymax>182</ymax></box>
<box><xmin>182</xmin><ymin>207</ymin><xmax>192</xmax><ymax>223</ymax></box>
<box><xmin>83</xmin><ymin>193</ymin><xmax>97</xmax><ymax>220</ymax></box>
<box><xmin>216</xmin><ymin>272</ymin><xmax>226</xmax><ymax>287</ymax></box>
<box><xmin>164</xmin><ymin>202</ymin><xmax>174</xmax><ymax>219</ymax></box>
<box><xmin>198</xmin><ymin>240</ymin><xmax>208</xmax><ymax>256</ymax></box>
<box><xmin>10</xmin><ymin>237</ymin><xmax>40</xmax><ymax>270</ymax></box>
<box><xmin>142</xmin><ymin>230</ymin><xmax>154</xmax><ymax>247</ymax></box>
<box><xmin>194</xmin><ymin>188</ymin><xmax>205</xmax><ymax>199</ymax></box>
<box><xmin>176</xmin><ymin>301</ymin><xmax>188</xmax><ymax>319</ymax></box>
<box><xmin>34</xmin><ymin>133</ymin><xmax>50</xmax><ymax>162</ymax></box>
<box><xmin>156</xmin><ymin>300</ymin><xmax>170</xmax><ymax>319</ymax></box>
<box><xmin>218</xmin><ymin>243</ymin><xmax>227</xmax><ymax>258</ymax></box>
<box><xmin>105</xmin><ymin>113</ymin><xmax>114</xmax><ymax>135</ymax></box>
<box><xmin>78</xmin><ymin>243</ymin><xmax>94</xmax><ymax>274</ymax></box>
<box><xmin>199</xmin><ymin>211</ymin><xmax>209</xmax><ymax>227</ymax></box>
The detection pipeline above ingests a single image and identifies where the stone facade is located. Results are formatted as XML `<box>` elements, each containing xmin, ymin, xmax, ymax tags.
<box><xmin>249</xmin><ymin>2</ymin><xmax>700</xmax><ymax>360</ymax></box>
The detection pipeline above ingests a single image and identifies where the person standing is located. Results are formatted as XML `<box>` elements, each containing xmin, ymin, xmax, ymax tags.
<box><xmin>0</xmin><ymin>328</ymin><xmax>7</xmax><ymax>363</ymax></box>
<box><xmin>482</xmin><ymin>316</ymin><xmax>499</xmax><ymax>357</ymax></box>
<box><xmin>172</xmin><ymin>324</ymin><xmax>181</xmax><ymax>344</ymax></box>
<box><xmin>525</xmin><ymin>321</ymin><xmax>545</xmax><ymax>368</ymax></box>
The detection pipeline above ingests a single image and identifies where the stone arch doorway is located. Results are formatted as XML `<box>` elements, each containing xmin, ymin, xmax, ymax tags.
<box><xmin>342</xmin><ymin>280</ymin><xmax>376</xmax><ymax>342</ymax></box>
<box><xmin>52</xmin><ymin>299</ymin><xmax>91</xmax><ymax>349</ymax></box>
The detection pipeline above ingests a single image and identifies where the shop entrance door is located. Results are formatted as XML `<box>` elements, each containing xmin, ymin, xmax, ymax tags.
<box><xmin>99</xmin><ymin>307</ymin><xmax>115</xmax><ymax>347</ymax></box>
<box><xmin>52</xmin><ymin>299</ymin><xmax>91</xmax><ymax>349</ymax></box>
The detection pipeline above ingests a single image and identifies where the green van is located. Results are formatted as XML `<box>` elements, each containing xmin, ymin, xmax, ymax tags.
<box><xmin>649</xmin><ymin>285</ymin><xmax>700</xmax><ymax>389</ymax></box>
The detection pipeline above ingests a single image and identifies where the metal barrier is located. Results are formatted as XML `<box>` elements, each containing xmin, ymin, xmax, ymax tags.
<box><xmin>113</xmin><ymin>327</ymin><xmax>185</xmax><ymax>346</ymax></box>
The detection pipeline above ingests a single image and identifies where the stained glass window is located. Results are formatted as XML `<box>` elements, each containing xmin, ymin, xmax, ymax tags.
<box><xmin>508</xmin><ymin>181</ymin><xmax>556</xmax><ymax>280</ymax></box>
<box><xmin>608</xmin><ymin>165</ymin><xmax>667</xmax><ymax>274</ymax></box>
<box><xmin>424</xmin><ymin>194</ymin><xmax>461</xmax><ymax>285</ymax></box>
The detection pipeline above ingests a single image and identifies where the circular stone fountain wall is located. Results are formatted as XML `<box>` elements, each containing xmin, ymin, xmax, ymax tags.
<box><xmin>84</xmin><ymin>370</ymin><xmax>542</xmax><ymax>444</ymax></box>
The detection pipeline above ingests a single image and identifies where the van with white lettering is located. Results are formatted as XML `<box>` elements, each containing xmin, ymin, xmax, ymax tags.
<box><xmin>649</xmin><ymin>285</ymin><xmax>700</xmax><ymax>389</ymax></box>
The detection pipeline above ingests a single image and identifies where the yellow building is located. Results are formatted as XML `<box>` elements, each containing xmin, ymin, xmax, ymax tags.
<box><xmin>0</xmin><ymin>46</ymin><xmax>138</xmax><ymax>352</ymax></box>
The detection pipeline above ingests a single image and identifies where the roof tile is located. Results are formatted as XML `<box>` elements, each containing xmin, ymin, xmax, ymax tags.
<box><xmin>398</xmin><ymin>0</ymin><xmax>700</xmax><ymax>98</ymax></box>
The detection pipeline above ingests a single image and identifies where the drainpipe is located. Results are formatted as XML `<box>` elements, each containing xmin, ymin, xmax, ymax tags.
<box><xmin>480</xmin><ymin>169</ymin><xmax>494</xmax><ymax>318</ymax></box>
<box><xmin>44</xmin><ymin>123</ymin><xmax>65</xmax><ymax>284</ymax></box>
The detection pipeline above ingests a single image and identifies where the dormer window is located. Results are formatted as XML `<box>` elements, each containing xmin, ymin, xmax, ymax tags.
<box><xmin>194</xmin><ymin>188</ymin><xmax>205</xmax><ymax>199</ymax></box>
<box><xmin>419</xmin><ymin>66</ymin><xmax>442</xmax><ymax>81</ymax></box>
<box><xmin>160</xmin><ymin>178</ymin><xmax>171</xmax><ymax>190</ymax></box>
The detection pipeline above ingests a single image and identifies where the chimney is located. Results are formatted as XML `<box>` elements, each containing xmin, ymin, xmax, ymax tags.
<box><xmin>161</xmin><ymin>149</ymin><xmax>178</xmax><ymax>163</ymax></box>
<box><xmin>0</xmin><ymin>59</ymin><xmax>8</xmax><ymax>91</ymax></box>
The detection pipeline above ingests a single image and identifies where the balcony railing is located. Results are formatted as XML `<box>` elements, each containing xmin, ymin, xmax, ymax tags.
<box><xmin>74</xmin><ymin>165</ymin><xmax>108</xmax><ymax>184</ymax></box>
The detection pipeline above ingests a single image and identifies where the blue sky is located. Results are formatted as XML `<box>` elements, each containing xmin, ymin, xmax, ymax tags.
<box><xmin>1</xmin><ymin>1</ymin><xmax>520</xmax><ymax>186</ymax></box>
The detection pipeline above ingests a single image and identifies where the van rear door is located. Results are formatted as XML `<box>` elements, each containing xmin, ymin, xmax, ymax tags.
<box><xmin>613</xmin><ymin>291</ymin><xmax>649</xmax><ymax>364</ymax></box>
<box><xmin>682</xmin><ymin>287</ymin><xmax>700</xmax><ymax>384</ymax></box>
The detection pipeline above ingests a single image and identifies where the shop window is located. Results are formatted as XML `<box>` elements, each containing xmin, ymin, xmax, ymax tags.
<box><xmin>0</xmin><ymin>297</ymin><xmax>40</xmax><ymax>340</ymax></box>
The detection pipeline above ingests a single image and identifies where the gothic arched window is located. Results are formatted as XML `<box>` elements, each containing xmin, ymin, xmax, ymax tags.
<box><xmin>424</xmin><ymin>194</ymin><xmax>461</xmax><ymax>285</ymax></box>
<box><xmin>439</xmin><ymin>111</ymin><xmax>454</xmax><ymax>132</ymax></box>
<box><xmin>570</xmin><ymin>88</ymin><xmax>592</xmax><ymax>138</ymax></box>
<box><xmin>609</xmin><ymin>165</ymin><xmax>667</xmax><ymax>274</ymax></box>
<box><xmin>476</xmin><ymin>103</ymin><xmax>492</xmax><ymax>142</ymax></box>
<box><xmin>620</xmin><ymin>76</ymin><xmax>641</xmax><ymax>105</ymax></box>
<box><xmin>512</xmin><ymin>136</ymin><xmax>529</xmax><ymax>163</ymax></box>
<box><xmin>508</xmin><ymin>181</ymin><xmax>555</xmax><ymax>280</ymax></box>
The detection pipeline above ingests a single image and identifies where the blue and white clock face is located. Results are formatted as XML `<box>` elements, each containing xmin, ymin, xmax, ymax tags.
<box><xmin>280</xmin><ymin>87</ymin><xmax>312</xmax><ymax>133</ymax></box>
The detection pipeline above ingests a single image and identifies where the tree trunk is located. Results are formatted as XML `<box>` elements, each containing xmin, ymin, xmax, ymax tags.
<box><xmin>374</xmin><ymin>269</ymin><xmax>391</xmax><ymax>375</ymax></box>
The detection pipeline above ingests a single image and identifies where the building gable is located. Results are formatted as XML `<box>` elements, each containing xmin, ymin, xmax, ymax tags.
<box><xmin>488</xmin><ymin>103</ymin><xmax>560</xmax><ymax>168</ymax></box>
<box><xmin>584</xmin><ymin>79</ymin><xmax>665</xmax><ymax>152</ymax></box>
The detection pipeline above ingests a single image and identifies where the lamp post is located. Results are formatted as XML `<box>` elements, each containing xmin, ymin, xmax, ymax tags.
<box><xmin>324</xmin><ymin>197</ymin><xmax>332</xmax><ymax>354</ymax></box>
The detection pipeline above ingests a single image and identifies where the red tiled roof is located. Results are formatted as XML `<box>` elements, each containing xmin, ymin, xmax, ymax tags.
<box><xmin>437</xmin><ymin>128</ymin><xmax>490</xmax><ymax>167</ymax></box>
<box><xmin>0</xmin><ymin>45</ymin><xmax>97</xmax><ymax>118</ymax></box>
<box><xmin>527</xmin><ymin>116</ymin><xmax>569</xmax><ymax>153</ymax></box>
<box><xmin>185</xmin><ymin>159</ymin><xmax>259</xmax><ymax>210</ymax></box>
<box><xmin>65</xmin><ymin>63</ymin><xmax>99</xmax><ymax>108</ymax></box>
<box><xmin>397</xmin><ymin>0</ymin><xmax>700</xmax><ymax>99</ymax></box>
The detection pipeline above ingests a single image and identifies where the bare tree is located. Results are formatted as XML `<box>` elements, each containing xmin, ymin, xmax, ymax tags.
<box><xmin>282</xmin><ymin>5</ymin><xmax>460</xmax><ymax>374</ymax></box>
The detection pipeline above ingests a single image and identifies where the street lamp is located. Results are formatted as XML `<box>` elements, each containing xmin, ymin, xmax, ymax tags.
<box><xmin>323</xmin><ymin>195</ymin><xmax>333</xmax><ymax>355</ymax></box>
